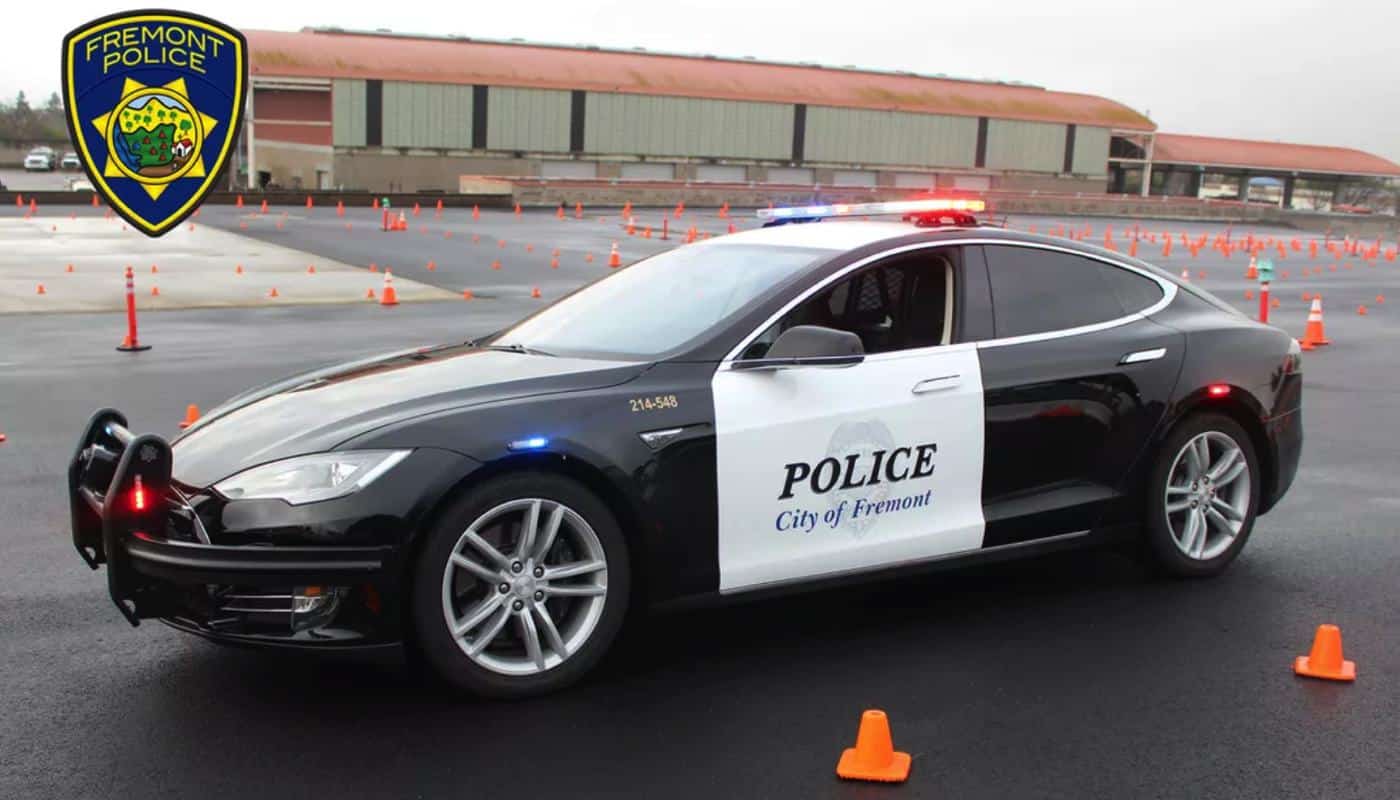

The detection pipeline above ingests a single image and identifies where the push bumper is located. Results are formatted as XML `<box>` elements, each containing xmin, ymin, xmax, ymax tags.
<box><xmin>68</xmin><ymin>409</ymin><xmax>394</xmax><ymax>637</ymax></box>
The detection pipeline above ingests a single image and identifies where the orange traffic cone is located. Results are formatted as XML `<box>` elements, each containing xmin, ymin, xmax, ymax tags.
<box><xmin>836</xmin><ymin>710</ymin><xmax>910</xmax><ymax>783</ymax></box>
<box><xmin>426</xmin><ymin>260</ymin><xmax>437</xmax><ymax>271</ymax></box>
<box><xmin>260</xmin><ymin>199</ymin><xmax>268</xmax><ymax>214</ymax></box>
<box><xmin>550</xmin><ymin>256</ymin><xmax>559</xmax><ymax>269</ymax></box>
<box><xmin>472</xmin><ymin>205</ymin><xmax>480</xmax><ymax>221</ymax></box>
<box><xmin>306</xmin><ymin>264</ymin><xmax>316</xmax><ymax>274</ymax></box>
<box><xmin>267</xmin><ymin>287</ymin><xmax>279</xmax><ymax>299</ymax></box>
<box><xmin>556</xmin><ymin>205</ymin><xmax>566</xmax><ymax>220</ymax></box>
<box><xmin>1358</xmin><ymin>305</ymin><xmax>1368</xmax><ymax>316</ymax></box>
<box><xmin>177</xmin><ymin>404</ymin><xmax>201</xmax><ymax>429</ymax></box>
<box><xmin>235</xmin><ymin>264</ymin><xmax>244</xmax><ymax>275</ymax></box>
<box><xmin>151</xmin><ymin>264</ymin><xmax>159</xmax><ymax>274</ymax></box>
<box><xmin>150</xmin><ymin>286</ymin><xmax>160</xmax><ymax>297</ymax></box>
<box><xmin>1299</xmin><ymin>297</ymin><xmax>1329</xmax><ymax>349</ymax></box>
<box><xmin>36</xmin><ymin>283</ymin><xmax>46</xmax><ymax>295</ymax></box>
<box><xmin>514</xmin><ymin>203</ymin><xmax>522</xmax><ymax>216</ymax></box>
<box><xmin>462</xmin><ymin>289</ymin><xmax>474</xmax><ymax>300</ymax></box>
<box><xmin>372</xmin><ymin>197</ymin><xmax>380</xmax><ymax>210</ymax></box>
<box><xmin>66</xmin><ymin>263</ymin><xmax>74</xmax><ymax>273</ymax></box>
<box><xmin>608</xmin><ymin>242</ymin><xmax>622</xmax><ymax>268</ymax></box>
<box><xmin>412</xmin><ymin>202</ymin><xmax>421</xmax><ymax>217</ymax></box>
<box><xmin>491</xmin><ymin>260</ymin><xmax>502</xmax><ymax>271</ymax></box>
<box><xmin>1244</xmin><ymin>289</ymin><xmax>1254</xmax><ymax>300</ymax></box>
<box><xmin>435</xmin><ymin>199</ymin><xmax>444</xmax><ymax>216</ymax></box>
<box><xmin>366</xmin><ymin>288</ymin><xmax>376</xmax><ymax>300</ymax></box>
<box><xmin>336</xmin><ymin>200</ymin><xmax>344</xmax><ymax>217</ymax></box>
<box><xmin>1377</xmin><ymin>294</ymin><xmax>1386</xmax><ymax>305</ymax></box>
<box><xmin>531</xmin><ymin>286</ymin><xmax>542</xmax><ymax>299</ymax></box>
<box><xmin>1294</xmin><ymin>624</ymin><xmax>1355</xmax><ymax>681</ymax></box>
<box><xmin>380</xmin><ymin>270</ymin><xmax>399</xmax><ymax>306</ymax></box>
<box><xmin>235</xmin><ymin>195</ymin><xmax>243</xmax><ymax>208</ymax></box>
<box><xmin>1245</xmin><ymin>255</ymin><xmax>1259</xmax><ymax>280</ymax></box>
<box><xmin>1180</xmin><ymin>268</ymin><xmax>1190</xmax><ymax>281</ymax></box>
<box><xmin>574</xmin><ymin>202</ymin><xmax>583</xmax><ymax>219</ymax></box>
<box><xmin>585</xmin><ymin>253</ymin><xmax>594</xmax><ymax>263</ymax></box>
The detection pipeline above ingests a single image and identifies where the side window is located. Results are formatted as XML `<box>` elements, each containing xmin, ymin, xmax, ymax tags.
<box><xmin>983</xmin><ymin>245</ymin><xmax>1149</xmax><ymax>339</ymax></box>
<box><xmin>1097</xmin><ymin>263</ymin><xmax>1164</xmax><ymax>313</ymax></box>
<box><xmin>743</xmin><ymin>248</ymin><xmax>956</xmax><ymax>358</ymax></box>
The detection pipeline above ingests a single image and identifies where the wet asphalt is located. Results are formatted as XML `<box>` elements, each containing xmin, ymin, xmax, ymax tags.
<box><xmin>2</xmin><ymin>205</ymin><xmax>1399</xmax><ymax>799</ymax></box>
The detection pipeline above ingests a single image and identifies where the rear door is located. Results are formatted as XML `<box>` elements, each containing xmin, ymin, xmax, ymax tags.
<box><xmin>973</xmin><ymin>243</ymin><xmax>1184</xmax><ymax>546</ymax></box>
<box><xmin>712</xmin><ymin>244</ymin><xmax>987</xmax><ymax>593</ymax></box>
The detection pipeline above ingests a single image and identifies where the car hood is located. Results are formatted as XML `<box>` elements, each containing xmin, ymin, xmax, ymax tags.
<box><xmin>172</xmin><ymin>343</ymin><xmax>648</xmax><ymax>487</ymax></box>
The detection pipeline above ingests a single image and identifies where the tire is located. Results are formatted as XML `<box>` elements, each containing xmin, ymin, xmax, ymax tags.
<box><xmin>1144</xmin><ymin>412</ymin><xmax>1260</xmax><ymax>577</ymax></box>
<box><xmin>411</xmin><ymin>472</ymin><xmax>630</xmax><ymax>698</ymax></box>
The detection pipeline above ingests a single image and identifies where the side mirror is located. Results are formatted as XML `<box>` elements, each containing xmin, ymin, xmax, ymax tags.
<box><xmin>732</xmin><ymin>325</ymin><xmax>865</xmax><ymax>371</ymax></box>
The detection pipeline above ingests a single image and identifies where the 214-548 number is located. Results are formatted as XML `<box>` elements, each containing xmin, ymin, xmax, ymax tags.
<box><xmin>630</xmin><ymin>394</ymin><xmax>680</xmax><ymax>412</ymax></box>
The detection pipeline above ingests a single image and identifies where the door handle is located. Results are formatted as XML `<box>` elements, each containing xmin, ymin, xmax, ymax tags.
<box><xmin>1119</xmin><ymin>348</ymin><xmax>1167</xmax><ymax>365</ymax></box>
<box><xmin>912</xmin><ymin>374</ymin><xmax>961</xmax><ymax>394</ymax></box>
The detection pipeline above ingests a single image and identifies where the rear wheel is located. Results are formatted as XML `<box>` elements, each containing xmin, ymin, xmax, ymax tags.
<box><xmin>411</xmin><ymin>472</ymin><xmax>630</xmax><ymax>698</ymax></box>
<box><xmin>1144</xmin><ymin>413</ymin><xmax>1259</xmax><ymax>577</ymax></box>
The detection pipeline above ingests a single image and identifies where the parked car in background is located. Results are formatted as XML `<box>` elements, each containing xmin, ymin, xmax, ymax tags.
<box><xmin>61</xmin><ymin>151</ymin><xmax>82</xmax><ymax>170</ymax></box>
<box><xmin>24</xmin><ymin>147</ymin><xmax>57</xmax><ymax>171</ymax></box>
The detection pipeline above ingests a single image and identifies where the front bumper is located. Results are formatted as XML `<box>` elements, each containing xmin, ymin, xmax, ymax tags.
<box><xmin>67</xmin><ymin>409</ymin><xmax>400</xmax><ymax>646</ymax></box>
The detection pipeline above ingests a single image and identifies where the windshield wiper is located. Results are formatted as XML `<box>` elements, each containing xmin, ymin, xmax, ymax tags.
<box><xmin>480</xmin><ymin>342</ymin><xmax>555</xmax><ymax>356</ymax></box>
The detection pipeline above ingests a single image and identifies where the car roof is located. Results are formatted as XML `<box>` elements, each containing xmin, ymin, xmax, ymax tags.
<box><xmin>699</xmin><ymin>220</ymin><xmax>939</xmax><ymax>251</ymax></box>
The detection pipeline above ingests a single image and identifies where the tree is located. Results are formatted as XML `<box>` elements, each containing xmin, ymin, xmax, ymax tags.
<box><xmin>15</xmin><ymin>91</ymin><xmax>29</xmax><ymax>113</ymax></box>
<box><xmin>45</xmin><ymin>92</ymin><xmax>61</xmax><ymax>112</ymax></box>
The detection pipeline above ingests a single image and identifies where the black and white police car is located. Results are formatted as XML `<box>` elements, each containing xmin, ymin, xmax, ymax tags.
<box><xmin>68</xmin><ymin>198</ymin><xmax>1302</xmax><ymax>697</ymax></box>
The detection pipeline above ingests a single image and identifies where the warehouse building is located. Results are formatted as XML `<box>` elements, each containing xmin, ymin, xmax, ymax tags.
<box><xmin>236</xmin><ymin>27</ymin><xmax>1154</xmax><ymax>194</ymax></box>
<box><xmin>236</xmin><ymin>27</ymin><xmax>1399</xmax><ymax>212</ymax></box>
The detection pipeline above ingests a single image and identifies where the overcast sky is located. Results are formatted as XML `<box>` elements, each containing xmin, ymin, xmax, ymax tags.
<box><xmin>12</xmin><ymin>0</ymin><xmax>1400</xmax><ymax>163</ymax></box>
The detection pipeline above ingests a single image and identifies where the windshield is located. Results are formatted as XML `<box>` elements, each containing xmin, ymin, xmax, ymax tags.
<box><xmin>490</xmin><ymin>243</ymin><xmax>834</xmax><ymax>360</ymax></box>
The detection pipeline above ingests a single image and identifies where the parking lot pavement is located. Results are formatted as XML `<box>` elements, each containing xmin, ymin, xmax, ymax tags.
<box><xmin>0</xmin><ymin>167</ymin><xmax>83</xmax><ymax>191</ymax></box>
<box><xmin>2</xmin><ymin>209</ymin><xmax>1399</xmax><ymax>799</ymax></box>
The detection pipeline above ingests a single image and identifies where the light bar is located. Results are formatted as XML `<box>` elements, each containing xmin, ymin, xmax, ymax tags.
<box><xmin>756</xmin><ymin>198</ymin><xmax>986</xmax><ymax>220</ymax></box>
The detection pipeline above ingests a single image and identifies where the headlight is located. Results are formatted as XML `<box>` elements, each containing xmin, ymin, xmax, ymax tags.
<box><xmin>214</xmin><ymin>450</ymin><xmax>411</xmax><ymax>505</ymax></box>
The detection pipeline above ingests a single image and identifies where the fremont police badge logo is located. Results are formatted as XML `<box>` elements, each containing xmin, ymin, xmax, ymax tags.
<box><xmin>62</xmin><ymin>10</ymin><xmax>247</xmax><ymax>236</ymax></box>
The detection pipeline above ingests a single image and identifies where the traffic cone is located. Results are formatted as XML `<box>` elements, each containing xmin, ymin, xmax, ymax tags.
<box><xmin>674</xmin><ymin>201</ymin><xmax>685</xmax><ymax>219</ymax></box>
<box><xmin>177</xmin><ymin>404</ymin><xmax>201</xmax><ymax>429</ymax></box>
<box><xmin>66</xmin><ymin>264</ymin><xmax>74</xmax><ymax>273</ymax></box>
<box><xmin>472</xmin><ymin>205</ymin><xmax>480</xmax><ymax>221</ymax></box>
<box><xmin>471</xmin><ymin>234</ymin><xmax>480</xmax><ymax>244</ymax></box>
<box><xmin>1301</xmin><ymin>292</ymin><xmax>1311</xmax><ymax>301</ymax></box>
<box><xmin>836</xmin><ymin>710</ymin><xmax>910</xmax><ymax>783</ymax></box>
<box><xmin>336</xmin><ymin>200</ymin><xmax>344</xmax><ymax>217</ymax></box>
<box><xmin>1162</xmin><ymin>238</ymin><xmax>1173</xmax><ymax>258</ymax></box>
<box><xmin>150</xmin><ymin>286</ymin><xmax>160</xmax><ymax>297</ymax></box>
<box><xmin>260</xmin><ymin>199</ymin><xmax>268</xmax><ymax>214</ymax></box>
<box><xmin>235</xmin><ymin>264</ymin><xmax>244</xmax><ymax>275</ymax></box>
<box><xmin>412</xmin><ymin>202</ymin><xmax>421</xmax><ymax>217</ymax></box>
<box><xmin>1294</xmin><ymin>624</ymin><xmax>1355</xmax><ymax>681</ymax></box>
<box><xmin>574</xmin><ymin>202</ymin><xmax>583</xmax><ymax>219</ymax></box>
<box><xmin>1245</xmin><ymin>255</ymin><xmax>1259</xmax><ymax>280</ymax></box>
<box><xmin>368</xmin><ymin>262</ymin><xmax>378</xmax><ymax>272</ymax></box>
<box><xmin>151</xmin><ymin>264</ymin><xmax>158</xmax><ymax>274</ymax></box>
<box><xmin>90</xmin><ymin>194</ymin><xmax>99</xmax><ymax>207</ymax></box>
<box><xmin>556</xmin><ymin>205</ymin><xmax>566</xmax><ymax>220</ymax></box>
<box><xmin>550</xmin><ymin>256</ymin><xmax>559</xmax><ymax>269</ymax></box>
<box><xmin>426</xmin><ymin>260</ymin><xmax>436</xmax><ymax>271</ymax></box>
<box><xmin>491</xmin><ymin>260</ymin><xmax>502</xmax><ymax>271</ymax></box>
<box><xmin>551</xmin><ymin>248</ymin><xmax>560</xmax><ymax>257</ymax></box>
<box><xmin>305</xmin><ymin>195</ymin><xmax>313</xmax><ymax>209</ymax></box>
<box><xmin>626</xmin><ymin>219</ymin><xmax>636</xmax><ymax>236</ymax></box>
<box><xmin>608</xmin><ymin>242</ymin><xmax>622</xmax><ymax>268</ymax></box>
<box><xmin>306</xmin><ymin>265</ymin><xmax>316</xmax><ymax>274</ymax></box>
<box><xmin>621</xmin><ymin>201</ymin><xmax>632</xmax><ymax>218</ymax></box>
<box><xmin>1358</xmin><ymin>305</ymin><xmax>1368</xmax><ymax>316</ymax></box>
<box><xmin>585</xmin><ymin>253</ymin><xmax>594</xmax><ymax>263</ymax></box>
<box><xmin>372</xmin><ymin>197</ymin><xmax>380</xmax><ymax>210</ymax></box>
<box><xmin>380</xmin><ymin>270</ymin><xmax>399</xmax><ymax>306</ymax></box>
<box><xmin>1299</xmin><ymin>298</ymin><xmax>1329</xmax><ymax>349</ymax></box>
<box><xmin>514</xmin><ymin>203</ymin><xmax>522</xmax><ymax>216</ymax></box>
<box><xmin>1377</xmin><ymin>294</ymin><xmax>1386</xmax><ymax>305</ymax></box>
<box><xmin>1271</xmin><ymin>297</ymin><xmax>1280</xmax><ymax>309</ymax></box>
<box><xmin>462</xmin><ymin>289</ymin><xmax>474</xmax><ymax>300</ymax></box>
<box><xmin>526</xmin><ymin>244</ymin><xmax>534</xmax><ymax>253</ymax></box>
<box><xmin>366</xmin><ymin>288</ymin><xmax>376</xmax><ymax>300</ymax></box>
<box><xmin>1180</xmin><ymin>268</ymin><xmax>1190</xmax><ymax>281</ymax></box>
<box><xmin>397</xmin><ymin>212</ymin><xmax>407</xmax><ymax>231</ymax></box>
<box><xmin>498</xmin><ymin>239</ymin><xmax>507</xmax><ymax>249</ymax></box>
<box><xmin>266</xmin><ymin>287</ymin><xmax>279</xmax><ymax>299</ymax></box>
<box><xmin>531</xmin><ymin>286</ymin><xmax>542</xmax><ymax>298</ymax></box>
<box><xmin>1244</xmin><ymin>289</ymin><xmax>1254</xmax><ymax>300</ymax></box>
<box><xmin>35</xmin><ymin>283</ymin><xmax>46</xmax><ymax>295</ymax></box>
<box><xmin>727</xmin><ymin>222</ymin><xmax>737</xmax><ymax>235</ymax></box>
<box><xmin>435</xmin><ymin>199</ymin><xmax>444</xmax><ymax>216</ymax></box>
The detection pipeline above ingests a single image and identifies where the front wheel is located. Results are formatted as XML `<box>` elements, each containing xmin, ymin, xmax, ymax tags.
<box><xmin>411</xmin><ymin>472</ymin><xmax>630</xmax><ymax>698</ymax></box>
<box><xmin>1144</xmin><ymin>413</ymin><xmax>1260</xmax><ymax>577</ymax></box>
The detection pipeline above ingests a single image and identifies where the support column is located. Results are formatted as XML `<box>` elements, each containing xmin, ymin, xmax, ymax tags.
<box><xmin>1282</xmin><ymin>175</ymin><xmax>1296</xmax><ymax>209</ymax></box>
<box><xmin>1186</xmin><ymin>169</ymin><xmax>1202</xmax><ymax>198</ymax></box>
<box><xmin>245</xmin><ymin>86</ymin><xmax>256</xmax><ymax>190</ymax></box>
<box><xmin>1139</xmin><ymin>134</ymin><xmax>1154</xmax><ymax>197</ymax></box>
<box><xmin>1238</xmin><ymin>171</ymin><xmax>1251</xmax><ymax>202</ymax></box>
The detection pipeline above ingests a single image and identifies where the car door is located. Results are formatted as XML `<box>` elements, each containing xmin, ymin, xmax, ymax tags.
<box><xmin>973</xmin><ymin>243</ymin><xmax>1185</xmax><ymax>547</ymax></box>
<box><xmin>711</xmin><ymin>244</ymin><xmax>987</xmax><ymax>593</ymax></box>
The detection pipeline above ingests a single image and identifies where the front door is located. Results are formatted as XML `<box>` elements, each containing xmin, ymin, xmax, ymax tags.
<box><xmin>711</xmin><ymin>246</ymin><xmax>988</xmax><ymax>593</ymax></box>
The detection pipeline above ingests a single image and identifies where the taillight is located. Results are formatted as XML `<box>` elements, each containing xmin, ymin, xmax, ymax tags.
<box><xmin>1207</xmin><ymin>384</ymin><xmax>1231</xmax><ymax>398</ymax></box>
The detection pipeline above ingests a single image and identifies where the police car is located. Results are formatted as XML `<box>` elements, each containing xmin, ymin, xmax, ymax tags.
<box><xmin>67</xmin><ymin>198</ymin><xmax>1302</xmax><ymax>697</ymax></box>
